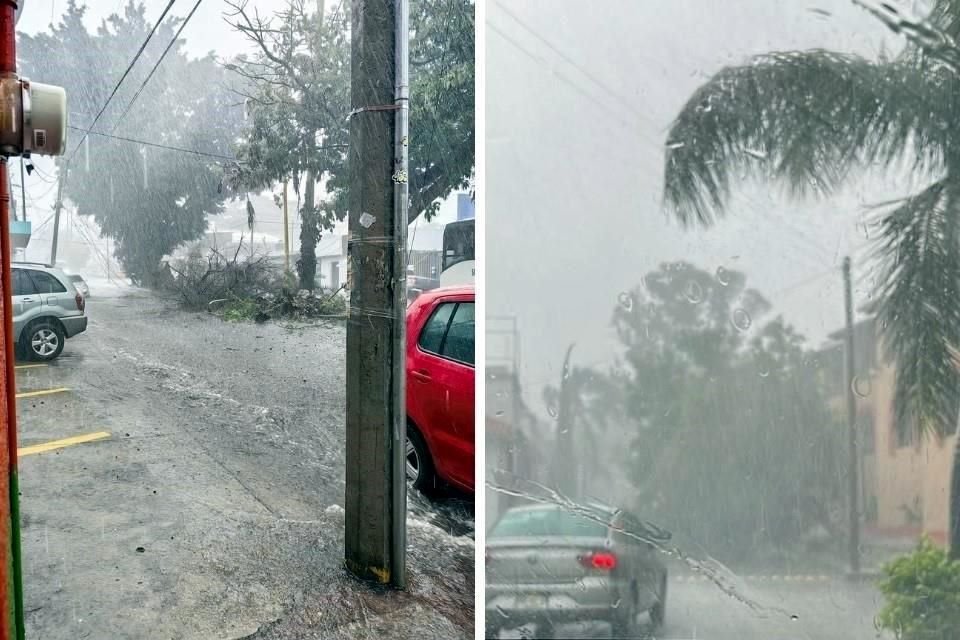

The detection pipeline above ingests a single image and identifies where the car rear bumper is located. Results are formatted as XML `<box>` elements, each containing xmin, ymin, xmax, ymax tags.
<box><xmin>485</xmin><ymin>581</ymin><xmax>625</xmax><ymax>626</ymax></box>
<box><xmin>62</xmin><ymin>316</ymin><xmax>87</xmax><ymax>338</ymax></box>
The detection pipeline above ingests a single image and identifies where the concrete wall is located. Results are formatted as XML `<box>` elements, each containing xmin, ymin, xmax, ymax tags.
<box><xmin>869</xmin><ymin>355</ymin><xmax>953</xmax><ymax>545</ymax></box>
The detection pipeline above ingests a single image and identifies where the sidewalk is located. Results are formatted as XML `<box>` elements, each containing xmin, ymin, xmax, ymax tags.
<box><xmin>236</xmin><ymin>508</ymin><xmax>474</xmax><ymax>640</ymax></box>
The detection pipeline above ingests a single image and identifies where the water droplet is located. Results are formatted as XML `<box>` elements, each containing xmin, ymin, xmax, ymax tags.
<box><xmin>716</xmin><ymin>266</ymin><xmax>730</xmax><ymax>286</ymax></box>
<box><xmin>495</xmin><ymin>605</ymin><xmax>510</xmax><ymax>618</ymax></box>
<box><xmin>611</xmin><ymin>598</ymin><xmax>621</xmax><ymax>609</ymax></box>
<box><xmin>495</xmin><ymin>410</ymin><xmax>505</xmax><ymax>417</ymax></box>
<box><xmin>562</xmin><ymin>361</ymin><xmax>571</xmax><ymax>380</ymax></box>
<box><xmin>758</xmin><ymin>368</ymin><xmax>770</xmax><ymax>378</ymax></box>
<box><xmin>547</xmin><ymin>404</ymin><xmax>558</xmax><ymax>418</ymax></box>
<box><xmin>666</xmin><ymin>141</ymin><xmax>685</xmax><ymax>150</ymax></box>
<box><xmin>791</xmin><ymin>614</ymin><xmax>799</xmax><ymax>621</ymax></box>
<box><xmin>731</xmin><ymin>308</ymin><xmax>752</xmax><ymax>331</ymax></box>
<box><xmin>684</xmin><ymin>280</ymin><xmax>703</xmax><ymax>304</ymax></box>
<box><xmin>617</xmin><ymin>292</ymin><xmax>634</xmax><ymax>312</ymax></box>
<box><xmin>852</xmin><ymin>376</ymin><xmax>871</xmax><ymax>398</ymax></box>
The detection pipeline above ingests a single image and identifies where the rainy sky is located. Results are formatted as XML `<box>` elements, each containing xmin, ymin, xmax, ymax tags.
<box><xmin>15</xmin><ymin>0</ymin><xmax>462</xmax><ymax>242</ymax></box>
<box><xmin>486</xmin><ymin>0</ymin><xmax>926</xmax><ymax>412</ymax></box>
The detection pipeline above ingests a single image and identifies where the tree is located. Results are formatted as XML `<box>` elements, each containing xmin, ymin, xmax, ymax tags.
<box><xmin>226</xmin><ymin>0</ymin><xmax>474</xmax><ymax>290</ymax></box>
<box><xmin>18</xmin><ymin>1</ymin><xmax>244</xmax><ymax>285</ymax></box>
<box><xmin>567</xmin><ymin>264</ymin><xmax>845</xmax><ymax>563</ymax></box>
<box><xmin>662</xmin><ymin>0</ymin><xmax>960</xmax><ymax>557</ymax></box>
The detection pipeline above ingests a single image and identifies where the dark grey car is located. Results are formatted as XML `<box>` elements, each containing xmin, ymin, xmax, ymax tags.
<box><xmin>485</xmin><ymin>502</ymin><xmax>668</xmax><ymax>639</ymax></box>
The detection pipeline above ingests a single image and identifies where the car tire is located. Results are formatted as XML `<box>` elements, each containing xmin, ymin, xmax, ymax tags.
<box><xmin>649</xmin><ymin>574</ymin><xmax>667</xmax><ymax>630</ymax></box>
<box><xmin>406</xmin><ymin>426</ymin><xmax>438</xmax><ymax>494</ymax></box>
<box><xmin>22</xmin><ymin>320</ymin><xmax>65</xmax><ymax>362</ymax></box>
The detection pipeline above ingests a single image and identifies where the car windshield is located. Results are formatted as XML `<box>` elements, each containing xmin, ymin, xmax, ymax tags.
<box><xmin>490</xmin><ymin>507</ymin><xmax>609</xmax><ymax>539</ymax></box>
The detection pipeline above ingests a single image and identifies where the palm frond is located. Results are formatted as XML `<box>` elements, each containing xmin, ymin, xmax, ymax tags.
<box><xmin>873</xmin><ymin>179</ymin><xmax>960</xmax><ymax>437</ymax></box>
<box><xmin>664</xmin><ymin>50</ymin><xmax>943</xmax><ymax>226</ymax></box>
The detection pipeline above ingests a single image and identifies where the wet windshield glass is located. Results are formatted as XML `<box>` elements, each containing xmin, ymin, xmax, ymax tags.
<box><xmin>486</xmin><ymin>1</ymin><xmax>959</xmax><ymax>639</ymax></box>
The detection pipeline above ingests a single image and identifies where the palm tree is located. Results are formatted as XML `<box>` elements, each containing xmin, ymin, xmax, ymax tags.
<box><xmin>662</xmin><ymin>0</ymin><xmax>960</xmax><ymax>557</ymax></box>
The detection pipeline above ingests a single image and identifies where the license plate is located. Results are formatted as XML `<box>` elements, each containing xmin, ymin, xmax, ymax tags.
<box><xmin>517</xmin><ymin>594</ymin><xmax>547</xmax><ymax>609</ymax></box>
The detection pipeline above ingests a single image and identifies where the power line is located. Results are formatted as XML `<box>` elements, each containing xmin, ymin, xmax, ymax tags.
<box><xmin>67</xmin><ymin>0</ymin><xmax>178</xmax><ymax>162</ymax></box>
<box><xmin>494</xmin><ymin>1</ymin><xmax>641</xmax><ymax>120</ymax></box>
<box><xmin>66</xmin><ymin>126</ymin><xmax>237</xmax><ymax>161</ymax></box>
<box><xmin>110</xmin><ymin>0</ymin><xmax>205</xmax><ymax>134</ymax></box>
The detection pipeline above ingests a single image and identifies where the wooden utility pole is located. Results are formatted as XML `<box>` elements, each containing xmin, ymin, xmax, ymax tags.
<box><xmin>554</xmin><ymin>343</ymin><xmax>576</xmax><ymax>498</ymax></box>
<box><xmin>49</xmin><ymin>164</ymin><xmax>64</xmax><ymax>266</ymax></box>
<box><xmin>344</xmin><ymin>0</ymin><xmax>408</xmax><ymax>587</ymax></box>
<box><xmin>843</xmin><ymin>257</ymin><xmax>861</xmax><ymax>575</ymax></box>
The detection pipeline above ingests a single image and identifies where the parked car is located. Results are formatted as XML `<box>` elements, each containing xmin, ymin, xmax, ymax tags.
<box><xmin>485</xmin><ymin>502</ymin><xmax>669</xmax><ymax>639</ymax></box>
<box><xmin>65</xmin><ymin>273</ymin><xmax>90</xmax><ymax>298</ymax></box>
<box><xmin>12</xmin><ymin>262</ymin><xmax>88</xmax><ymax>361</ymax></box>
<box><xmin>405</xmin><ymin>285</ymin><xmax>474</xmax><ymax>494</ymax></box>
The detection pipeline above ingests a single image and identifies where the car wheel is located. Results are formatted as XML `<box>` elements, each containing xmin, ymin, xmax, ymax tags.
<box><xmin>23</xmin><ymin>321</ymin><xmax>64</xmax><ymax>362</ymax></box>
<box><xmin>649</xmin><ymin>574</ymin><xmax>667</xmax><ymax>630</ymax></box>
<box><xmin>405</xmin><ymin>427</ymin><xmax>438</xmax><ymax>493</ymax></box>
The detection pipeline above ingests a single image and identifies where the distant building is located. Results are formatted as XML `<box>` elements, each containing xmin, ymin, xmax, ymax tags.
<box><xmin>819</xmin><ymin>317</ymin><xmax>953</xmax><ymax>547</ymax></box>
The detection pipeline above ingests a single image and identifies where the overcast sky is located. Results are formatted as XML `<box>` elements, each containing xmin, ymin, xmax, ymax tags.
<box><xmin>14</xmin><ymin>0</ymin><xmax>461</xmax><ymax>259</ymax></box>
<box><xmin>486</xmin><ymin>0</ymin><xmax>926</xmax><ymax>413</ymax></box>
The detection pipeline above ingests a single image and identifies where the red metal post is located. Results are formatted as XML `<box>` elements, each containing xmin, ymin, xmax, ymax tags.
<box><xmin>0</xmin><ymin>2</ymin><xmax>23</xmax><ymax>638</ymax></box>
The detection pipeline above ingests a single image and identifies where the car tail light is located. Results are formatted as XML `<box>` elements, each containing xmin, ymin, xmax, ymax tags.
<box><xmin>579</xmin><ymin>551</ymin><xmax>617</xmax><ymax>571</ymax></box>
<box><xmin>75</xmin><ymin>293</ymin><xmax>85</xmax><ymax>312</ymax></box>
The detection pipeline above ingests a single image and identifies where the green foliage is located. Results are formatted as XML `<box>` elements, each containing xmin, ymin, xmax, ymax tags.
<box><xmin>227</xmin><ymin>0</ymin><xmax>475</xmax><ymax>228</ymax></box>
<box><xmin>877</xmin><ymin>537</ymin><xmax>960</xmax><ymax>640</ymax></box>
<box><xmin>662</xmin><ymin>2</ymin><xmax>960</xmax><ymax>440</ymax></box>
<box><xmin>563</xmin><ymin>263</ymin><xmax>845</xmax><ymax>562</ymax></box>
<box><xmin>223</xmin><ymin>298</ymin><xmax>259</xmax><ymax>322</ymax></box>
<box><xmin>19</xmin><ymin>1</ymin><xmax>244</xmax><ymax>285</ymax></box>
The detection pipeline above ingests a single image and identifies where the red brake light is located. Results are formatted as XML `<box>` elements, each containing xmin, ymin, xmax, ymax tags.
<box><xmin>580</xmin><ymin>551</ymin><xmax>617</xmax><ymax>571</ymax></box>
<box><xmin>75</xmin><ymin>293</ymin><xmax>85</xmax><ymax>312</ymax></box>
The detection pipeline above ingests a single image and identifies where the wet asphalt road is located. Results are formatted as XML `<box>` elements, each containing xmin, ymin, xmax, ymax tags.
<box><xmin>16</xmin><ymin>284</ymin><xmax>474</xmax><ymax>639</ymax></box>
<box><xmin>493</xmin><ymin>574</ymin><xmax>889</xmax><ymax>639</ymax></box>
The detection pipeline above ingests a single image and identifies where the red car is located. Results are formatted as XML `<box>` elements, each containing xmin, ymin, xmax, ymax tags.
<box><xmin>405</xmin><ymin>285</ymin><xmax>475</xmax><ymax>494</ymax></box>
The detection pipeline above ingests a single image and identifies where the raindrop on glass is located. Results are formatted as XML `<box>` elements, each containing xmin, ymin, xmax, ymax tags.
<box><xmin>611</xmin><ymin>598</ymin><xmax>621</xmax><ymax>609</ymax></box>
<box><xmin>495</xmin><ymin>605</ymin><xmax>510</xmax><ymax>619</ymax></box>
<box><xmin>617</xmin><ymin>292</ymin><xmax>634</xmax><ymax>312</ymax></box>
<box><xmin>684</xmin><ymin>280</ymin><xmax>703</xmax><ymax>304</ymax></box>
<box><xmin>744</xmin><ymin>148</ymin><xmax>767</xmax><ymax>160</ymax></box>
<box><xmin>852</xmin><ymin>376</ymin><xmax>871</xmax><ymax>398</ymax></box>
<box><xmin>758</xmin><ymin>367</ymin><xmax>770</xmax><ymax>378</ymax></box>
<box><xmin>547</xmin><ymin>403</ymin><xmax>558</xmax><ymax>418</ymax></box>
<box><xmin>716</xmin><ymin>266</ymin><xmax>730</xmax><ymax>286</ymax></box>
<box><xmin>666</xmin><ymin>141</ymin><xmax>685</xmax><ymax>150</ymax></box>
<box><xmin>731</xmin><ymin>308</ymin><xmax>752</xmax><ymax>332</ymax></box>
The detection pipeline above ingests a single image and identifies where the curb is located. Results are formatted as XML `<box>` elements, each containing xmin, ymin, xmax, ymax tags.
<box><xmin>672</xmin><ymin>574</ymin><xmax>833</xmax><ymax>583</ymax></box>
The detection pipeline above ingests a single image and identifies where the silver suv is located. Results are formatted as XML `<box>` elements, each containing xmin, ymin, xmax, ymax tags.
<box><xmin>13</xmin><ymin>263</ymin><xmax>87</xmax><ymax>361</ymax></box>
<box><xmin>485</xmin><ymin>502</ymin><xmax>669</xmax><ymax>639</ymax></box>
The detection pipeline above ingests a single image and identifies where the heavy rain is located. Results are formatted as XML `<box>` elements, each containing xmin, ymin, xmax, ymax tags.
<box><xmin>10</xmin><ymin>0</ymin><xmax>474</xmax><ymax>638</ymax></box>
<box><xmin>486</xmin><ymin>1</ymin><xmax>958</xmax><ymax>639</ymax></box>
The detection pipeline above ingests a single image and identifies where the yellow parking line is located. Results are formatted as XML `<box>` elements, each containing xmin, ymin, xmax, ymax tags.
<box><xmin>18</xmin><ymin>431</ymin><xmax>111</xmax><ymax>457</ymax></box>
<box><xmin>15</xmin><ymin>387</ymin><xmax>70</xmax><ymax>399</ymax></box>
<box><xmin>14</xmin><ymin>364</ymin><xmax>47</xmax><ymax>370</ymax></box>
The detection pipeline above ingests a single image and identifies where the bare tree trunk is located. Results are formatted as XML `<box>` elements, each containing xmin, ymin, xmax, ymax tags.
<box><xmin>298</xmin><ymin>171</ymin><xmax>318</xmax><ymax>291</ymax></box>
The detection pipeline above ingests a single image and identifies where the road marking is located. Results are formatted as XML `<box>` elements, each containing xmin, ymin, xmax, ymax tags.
<box><xmin>14</xmin><ymin>364</ymin><xmax>47</xmax><ymax>370</ymax></box>
<box><xmin>15</xmin><ymin>387</ymin><xmax>70</xmax><ymax>399</ymax></box>
<box><xmin>18</xmin><ymin>431</ymin><xmax>111</xmax><ymax>457</ymax></box>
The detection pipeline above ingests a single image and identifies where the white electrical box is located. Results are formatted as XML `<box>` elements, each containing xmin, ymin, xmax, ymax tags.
<box><xmin>22</xmin><ymin>79</ymin><xmax>66</xmax><ymax>157</ymax></box>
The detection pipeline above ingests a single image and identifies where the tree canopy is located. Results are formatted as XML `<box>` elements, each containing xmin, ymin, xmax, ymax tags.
<box><xmin>18</xmin><ymin>0</ymin><xmax>244</xmax><ymax>285</ymax></box>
